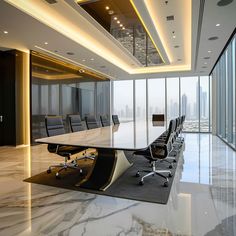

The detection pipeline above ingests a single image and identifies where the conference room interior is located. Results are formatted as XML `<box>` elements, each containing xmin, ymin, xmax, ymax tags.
<box><xmin>0</xmin><ymin>0</ymin><xmax>236</xmax><ymax>235</ymax></box>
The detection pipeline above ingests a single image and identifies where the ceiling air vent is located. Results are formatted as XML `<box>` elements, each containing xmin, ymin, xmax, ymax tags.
<box><xmin>44</xmin><ymin>0</ymin><xmax>57</xmax><ymax>4</ymax></box>
<box><xmin>166</xmin><ymin>15</ymin><xmax>174</xmax><ymax>21</ymax></box>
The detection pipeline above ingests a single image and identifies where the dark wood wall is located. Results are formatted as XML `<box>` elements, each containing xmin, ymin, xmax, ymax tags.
<box><xmin>0</xmin><ymin>50</ymin><xmax>17</xmax><ymax>145</ymax></box>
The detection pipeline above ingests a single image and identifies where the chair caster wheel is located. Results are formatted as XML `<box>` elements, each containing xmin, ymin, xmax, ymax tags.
<box><xmin>136</xmin><ymin>172</ymin><xmax>140</xmax><ymax>177</ymax></box>
<box><xmin>169</xmin><ymin>165</ymin><xmax>173</xmax><ymax>169</ymax></box>
<box><xmin>173</xmin><ymin>159</ymin><xmax>177</xmax><ymax>163</ymax></box>
<box><xmin>163</xmin><ymin>181</ymin><xmax>169</xmax><ymax>187</ymax></box>
<box><xmin>47</xmin><ymin>169</ymin><xmax>51</xmax><ymax>174</ymax></box>
<box><xmin>79</xmin><ymin>169</ymin><xmax>83</xmax><ymax>175</ymax></box>
<box><xmin>168</xmin><ymin>173</ymin><xmax>173</xmax><ymax>177</ymax></box>
<box><xmin>139</xmin><ymin>180</ymin><xmax>144</xmax><ymax>186</ymax></box>
<box><xmin>56</xmin><ymin>173</ymin><xmax>61</xmax><ymax>179</ymax></box>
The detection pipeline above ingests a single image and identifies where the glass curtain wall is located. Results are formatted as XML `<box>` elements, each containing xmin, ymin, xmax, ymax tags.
<box><xmin>213</xmin><ymin>33</ymin><xmax>236</xmax><ymax>148</ymax></box>
<box><xmin>113</xmin><ymin>80</ymin><xmax>133</xmax><ymax>122</ymax></box>
<box><xmin>148</xmin><ymin>78</ymin><xmax>165</xmax><ymax>118</ymax></box>
<box><xmin>180</xmin><ymin>76</ymin><xmax>199</xmax><ymax>132</ymax></box>
<box><xmin>166</xmin><ymin>77</ymin><xmax>179</xmax><ymax>123</ymax></box>
<box><xmin>112</xmin><ymin>76</ymin><xmax>211</xmax><ymax>132</ymax></box>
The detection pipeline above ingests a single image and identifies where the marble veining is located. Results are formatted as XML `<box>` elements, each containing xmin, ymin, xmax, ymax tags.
<box><xmin>0</xmin><ymin>133</ymin><xmax>236</xmax><ymax>236</ymax></box>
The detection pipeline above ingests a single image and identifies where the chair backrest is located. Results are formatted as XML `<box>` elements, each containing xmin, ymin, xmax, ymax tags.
<box><xmin>152</xmin><ymin>114</ymin><xmax>165</xmax><ymax>122</ymax></box>
<box><xmin>165</xmin><ymin>119</ymin><xmax>176</xmax><ymax>144</ymax></box>
<box><xmin>68</xmin><ymin>114</ymin><xmax>84</xmax><ymax>132</ymax></box>
<box><xmin>100</xmin><ymin>115</ymin><xmax>110</xmax><ymax>127</ymax></box>
<box><xmin>45</xmin><ymin>116</ymin><xmax>65</xmax><ymax>137</ymax></box>
<box><xmin>112</xmin><ymin>115</ymin><xmax>120</xmax><ymax>125</ymax></box>
<box><xmin>85</xmin><ymin>115</ymin><xmax>100</xmax><ymax>129</ymax></box>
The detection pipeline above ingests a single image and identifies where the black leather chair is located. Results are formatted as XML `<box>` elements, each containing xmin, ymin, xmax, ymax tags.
<box><xmin>112</xmin><ymin>115</ymin><xmax>120</xmax><ymax>125</ymax></box>
<box><xmin>133</xmin><ymin>119</ymin><xmax>177</xmax><ymax>186</ymax></box>
<box><xmin>68</xmin><ymin>114</ymin><xmax>84</xmax><ymax>132</ymax></box>
<box><xmin>85</xmin><ymin>115</ymin><xmax>100</xmax><ymax>129</ymax></box>
<box><xmin>100</xmin><ymin>115</ymin><xmax>110</xmax><ymax>127</ymax></box>
<box><xmin>45</xmin><ymin>116</ymin><xmax>84</xmax><ymax>179</ymax></box>
<box><xmin>68</xmin><ymin>114</ymin><xmax>95</xmax><ymax>161</ymax></box>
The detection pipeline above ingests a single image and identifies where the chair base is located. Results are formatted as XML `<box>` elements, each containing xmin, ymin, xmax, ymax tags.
<box><xmin>136</xmin><ymin>162</ymin><xmax>172</xmax><ymax>187</ymax></box>
<box><xmin>47</xmin><ymin>161</ymin><xmax>82</xmax><ymax>179</ymax></box>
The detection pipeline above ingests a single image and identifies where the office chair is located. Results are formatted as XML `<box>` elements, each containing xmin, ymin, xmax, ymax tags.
<box><xmin>85</xmin><ymin>115</ymin><xmax>100</xmax><ymax>129</ymax></box>
<box><xmin>100</xmin><ymin>115</ymin><xmax>110</xmax><ymax>127</ymax></box>
<box><xmin>135</xmin><ymin>134</ymin><xmax>174</xmax><ymax>187</ymax></box>
<box><xmin>112</xmin><ymin>115</ymin><xmax>120</xmax><ymax>125</ymax></box>
<box><xmin>45</xmin><ymin>116</ymin><xmax>84</xmax><ymax>179</ymax></box>
<box><xmin>68</xmin><ymin>114</ymin><xmax>84</xmax><ymax>132</ymax></box>
<box><xmin>68</xmin><ymin>114</ymin><xmax>95</xmax><ymax>161</ymax></box>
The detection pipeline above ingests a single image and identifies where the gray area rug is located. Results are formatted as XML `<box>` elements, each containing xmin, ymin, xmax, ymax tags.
<box><xmin>24</xmin><ymin>150</ymin><xmax>182</xmax><ymax>204</ymax></box>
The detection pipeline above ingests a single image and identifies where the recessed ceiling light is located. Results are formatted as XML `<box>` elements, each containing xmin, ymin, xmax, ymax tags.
<box><xmin>108</xmin><ymin>10</ymin><xmax>114</xmax><ymax>15</ymax></box>
<box><xmin>173</xmin><ymin>35</ymin><xmax>176</xmax><ymax>39</ymax></box>
<box><xmin>208</xmin><ymin>50</ymin><xmax>212</xmax><ymax>53</ymax></box>
<box><xmin>204</xmin><ymin>62</ymin><xmax>207</xmax><ymax>65</ymax></box>
<box><xmin>44</xmin><ymin>42</ymin><xmax>48</xmax><ymax>45</ymax></box>
<box><xmin>216</xmin><ymin>23</ymin><xmax>220</xmax><ymax>27</ymax></box>
<box><xmin>3</xmin><ymin>31</ymin><xmax>8</xmax><ymax>34</ymax></box>
<box><xmin>117</xmin><ymin>21</ymin><xmax>120</xmax><ymax>24</ymax></box>
<box><xmin>122</xmin><ymin>27</ymin><xmax>125</xmax><ymax>30</ymax></box>
<box><xmin>105</xmin><ymin>6</ymin><xmax>109</xmax><ymax>10</ymax></box>
<box><xmin>82</xmin><ymin>59</ymin><xmax>86</xmax><ymax>62</ymax></box>
<box><xmin>120</xmin><ymin>24</ymin><xmax>123</xmax><ymax>27</ymax></box>
<box><xmin>90</xmin><ymin>58</ymin><xmax>94</xmax><ymax>61</ymax></box>
<box><xmin>114</xmin><ymin>17</ymin><xmax>117</xmax><ymax>20</ymax></box>
<box><xmin>126</xmin><ymin>32</ymin><xmax>129</xmax><ymax>35</ymax></box>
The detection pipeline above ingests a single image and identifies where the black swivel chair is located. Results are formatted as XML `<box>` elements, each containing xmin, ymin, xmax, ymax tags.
<box><xmin>135</xmin><ymin>127</ymin><xmax>174</xmax><ymax>187</ymax></box>
<box><xmin>68</xmin><ymin>114</ymin><xmax>84</xmax><ymax>132</ymax></box>
<box><xmin>45</xmin><ymin>116</ymin><xmax>84</xmax><ymax>179</ymax></box>
<box><xmin>85</xmin><ymin>115</ymin><xmax>100</xmax><ymax>129</ymax></box>
<box><xmin>112</xmin><ymin>115</ymin><xmax>120</xmax><ymax>125</ymax></box>
<box><xmin>100</xmin><ymin>115</ymin><xmax>110</xmax><ymax>127</ymax></box>
<box><xmin>68</xmin><ymin>114</ymin><xmax>95</xmax><ymax>161</ymax></box>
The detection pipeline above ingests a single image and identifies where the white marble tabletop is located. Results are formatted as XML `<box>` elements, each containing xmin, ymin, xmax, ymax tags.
<box><xmin>36</xmin><ymin>121</ymin><xmax>166</xmax><ymax>150</ymax></box>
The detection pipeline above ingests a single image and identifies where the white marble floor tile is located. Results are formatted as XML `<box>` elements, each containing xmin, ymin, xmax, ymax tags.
<box><xmin>0</xmin><ymin>134</ymin><xmax>236</xmax><ymax>236</ymax></box>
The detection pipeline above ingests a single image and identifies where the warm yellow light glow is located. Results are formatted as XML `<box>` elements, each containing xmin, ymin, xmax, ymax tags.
<box><xmin>6</xmin><ymin>0</ymin><xmax>192</xmax><ymax>75</ymax></box>
<box><xmin>23</xmin><ymin>52</ymin><xmax>30</xmax><ymax>145</ymax></box>
<box><xmin>130</xmin><ymin>0</ymin><xmax>166</xmax><ymax>63</ymax></box>
<box><xmin>34</xmin><ymin>45</ymin><xmax>110</xmax><ymax>80</ymax></box>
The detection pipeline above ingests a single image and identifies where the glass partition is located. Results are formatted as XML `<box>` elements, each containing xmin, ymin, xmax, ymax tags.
<box><xmin>31</xmin><ymin>51</ymin><xmax>110</xmax><ymax>142</ymax></box>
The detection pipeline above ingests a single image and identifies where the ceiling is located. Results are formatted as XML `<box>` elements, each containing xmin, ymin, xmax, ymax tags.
<box><xmin>0</xmin><ymin>0</ymin><xmax>235</xmax><ymax>80</ymax></box>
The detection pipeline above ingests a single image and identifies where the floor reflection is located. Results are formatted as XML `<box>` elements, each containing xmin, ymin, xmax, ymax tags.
<box><xmin>0</xmin><ymin>133</ymin><xmax>235</xmax><ymax>236</ymax></box>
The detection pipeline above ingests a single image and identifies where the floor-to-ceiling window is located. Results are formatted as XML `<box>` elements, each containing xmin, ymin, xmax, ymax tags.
<box><xmin>200</xmin><ymin>76</ymin><xmax>210</xmax><ymax>132</ymax></box>
<box><xmin>135</xmin><ymin>79</ymin><xmax>146</xmax><ymax>121</ymax></box>
<box><xmin>113</xmin><ymin>80</ymin><xmax>133</xmax><ymax>122</ymax></box>
<box><xmin>112</xmin><ymin>76</ymin><xmax>211</xmax><ymax>132</ymax></box>
<box><xmin>180</xmin><ymin>76</ymin><xmax>199</xmax><ymax>132</ymax></box>
<box><xmin>148</xmin><ymin>78</ymin><xmax>165</xmax><ymax>119</ymax></box>
<box><xmin>213</xmin><ymin>31</ymin><xmax>236</xmax><ymax>149</ymax></box>
<box><xmin>166</xmin><ymin>77</ymin><xmax>179</xmax><ymax>123</ymax></box>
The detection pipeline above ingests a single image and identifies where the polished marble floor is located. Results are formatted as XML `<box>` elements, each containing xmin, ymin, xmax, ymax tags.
<box><xmin>0</xmin><ymin>134</ymin><xmax>236</xmax><ymax>236</ymax></box>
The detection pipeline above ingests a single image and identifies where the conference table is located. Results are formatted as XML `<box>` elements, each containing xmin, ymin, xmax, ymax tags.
<box><xmin>36</xmin><ymin>121</ymin><xmax>166</xmax><ymax>191</ymax></box>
